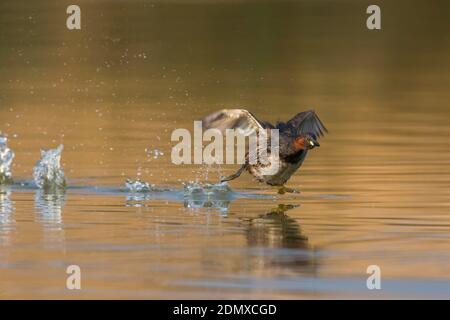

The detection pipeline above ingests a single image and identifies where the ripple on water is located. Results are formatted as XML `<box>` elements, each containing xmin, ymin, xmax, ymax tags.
<box><xmin>183</xmin><ymin>181</ymin><xmax>235</xmax><ymax>213</ymax></box>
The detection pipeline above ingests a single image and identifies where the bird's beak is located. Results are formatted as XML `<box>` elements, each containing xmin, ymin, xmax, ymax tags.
<box><xmin>309</xmin><ymin>138</ymin><xmax>320</xmax><ymax>148</ymax></box>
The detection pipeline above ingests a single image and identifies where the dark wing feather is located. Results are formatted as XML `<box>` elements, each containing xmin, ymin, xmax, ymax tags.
<box><xmin>278</xmin><ymin>110</ymin><xmax>328</xmax><ymax>138</ymax></box>
<box><xmin>201</xmin><ymin>109</ymin><xmax>272</xmax><ymax>136</ymax></box>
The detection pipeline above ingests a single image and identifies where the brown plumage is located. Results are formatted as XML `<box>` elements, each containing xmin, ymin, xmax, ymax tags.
<box><xmin>201</xmin><ymin>109</ymin><xmax>328</xmax><ymax>190</ymax></box>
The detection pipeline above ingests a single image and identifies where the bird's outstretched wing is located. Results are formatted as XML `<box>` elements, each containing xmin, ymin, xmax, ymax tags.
<box><xmin>278</xmin><ymin>110</ymin><xmax>328</xmax><ymax>138</ymax></box>
<box><xmin>201</xmin><ymin>109</ymin><xmax>272</xmax><ymax>136</ymax></box>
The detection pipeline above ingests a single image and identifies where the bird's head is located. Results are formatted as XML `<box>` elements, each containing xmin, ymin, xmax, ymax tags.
<box><xmin>293</xmin><ymin>133</ymin><xmax>320</xmax><ymax>151</ymax></box>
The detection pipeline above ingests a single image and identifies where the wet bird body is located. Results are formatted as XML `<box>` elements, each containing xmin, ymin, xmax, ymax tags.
<box><xmin>201</xmin><ymin>109</ymin><xmax>327</xmax><ymax>188</ymax></box>
<box><xmin>248</xmin><ymin>150</ymin><xmax>307</xmax><ymax>186</ymax></box>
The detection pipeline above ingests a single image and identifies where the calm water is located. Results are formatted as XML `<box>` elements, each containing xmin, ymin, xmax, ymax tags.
<box><xmin>0</xmin><ymin>0</ymin><xmax>450</xmax><ymax>299</ymax></box>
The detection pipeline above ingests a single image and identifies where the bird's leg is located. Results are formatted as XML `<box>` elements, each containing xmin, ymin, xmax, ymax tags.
<box><xmin>220</xmin><ymin>164</ymin><xmax>247</xmax><ymax>183</ymax></box>
<box><xmin>276</xmin><ymin>185</ymin><xmax>300</xmax><ymax>195</ymax></box>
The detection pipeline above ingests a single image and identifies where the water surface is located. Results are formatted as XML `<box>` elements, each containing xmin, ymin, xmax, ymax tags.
<box><xmin>0</xmin><ymin>0</ymin><xmax>450</xmax><ymax>299</ymax></box>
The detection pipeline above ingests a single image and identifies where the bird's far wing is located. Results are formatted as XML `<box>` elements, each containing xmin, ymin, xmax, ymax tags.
<box><xmin>285</xmin><ymin>110</ymin><xmax>328</xmax><ymax>138</ymax></box>
<box><xmin>201</xmin><ymin>109</ymin><xmax>268</xmax><ymax>136</ymax></box>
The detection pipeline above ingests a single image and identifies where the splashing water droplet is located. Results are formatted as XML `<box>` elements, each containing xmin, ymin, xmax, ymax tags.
<box><xmin>33</xmin><ymin>144</ymin><xmax>66</xmax><ymax>190</ymax></box>
<box><xmin>125</xmin><ymin>178</ymin><xmax>170</xmax><ymax>193</ymax></box>
<box><xmin>183</xmin><ymin>181</ymin><xmax>232</xmax><ymax>196</ymax></box>
<box><xmin>153</xmin><ymin>149</ymin><xmax>164</xmax><ymax>159</ymax></box>
<box><xmin>145</xmin><ymin>148</ymin><xmax>164</xmax><ymax>161</ymax></box>
<box><xmin>0</xmin><ymin>136</ymin><xmax>14</xmax><ymax>184</ymax></box>
<box><xmin>125</xmin><ymin>178</ymin><xmax>154</xmax><ymax>192</ymax></box>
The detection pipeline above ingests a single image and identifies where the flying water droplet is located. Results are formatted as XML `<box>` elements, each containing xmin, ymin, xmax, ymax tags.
<box><xmin>145</xmin><ymin>148</ymin><xmax>164</xmax><ymax>161</ymax></box>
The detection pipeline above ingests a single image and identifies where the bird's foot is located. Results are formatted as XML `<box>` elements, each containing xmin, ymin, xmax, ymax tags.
<box><xmin>276</xmin><ymin>186</ymin><xmax>300</xmax><ymax>195</ymax></box>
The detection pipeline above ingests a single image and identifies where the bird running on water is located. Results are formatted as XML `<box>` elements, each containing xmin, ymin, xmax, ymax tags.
<box><xmin>201</xmin><ymin>109</ymin><xmax>328</xmax><ymax>193</ymax></box>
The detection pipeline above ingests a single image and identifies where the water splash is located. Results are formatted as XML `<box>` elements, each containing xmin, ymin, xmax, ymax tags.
<box><xmin>125</xmin><ymin>178</ymin><xmax>155</xmax><ymax>192</ymax></box>
<box><xmin>183</xmin><ymin>181</ymin><xmax>234</xmax><ymax>213</ymax></box>
<box><xmin>0</xmin><ymin>136</ymin><xmax>14</xmax><ymax>184</ymax></box>
<box><xmin>33</xmin><ymin>145</ymin><xmax>66</xmax><ymax>190</ymax></box>
<box><xmin>183</xmin><ymin>181</ymin><xmax>232</xmax><ymax>196</ymax></box>
<box><xmin>124</xmin><ymin>178</ymin><xmax>172</xmax><ymax>207</ymax></box>
<box><xmin>125</xmin><ymin>178</ymin><xmax>171</xmax><ymax>193</ymax></box>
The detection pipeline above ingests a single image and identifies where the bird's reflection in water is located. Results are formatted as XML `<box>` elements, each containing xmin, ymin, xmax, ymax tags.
<box><xmin>34</xmin><ymin>189</ymin><xmax>65</xmax><ymax>232</ymax></box>
<box><xmin>245</xmin><ymin>204</ymin><xmax>307</xmax><ymax>247</ymax></box>
<box><xmin>123</xmin><ymin>187</ymin><xmax>317</xmax><ymax>275</ymax></box>
<box><xmin>241</xmin><ymin>204</ymin><xmax>317</xmax><ymax>275</ymax></box>
<box><xmin>0</xmin><ymin>187</ymin><xmax>14</xmax><ymax>245</ymax></box>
